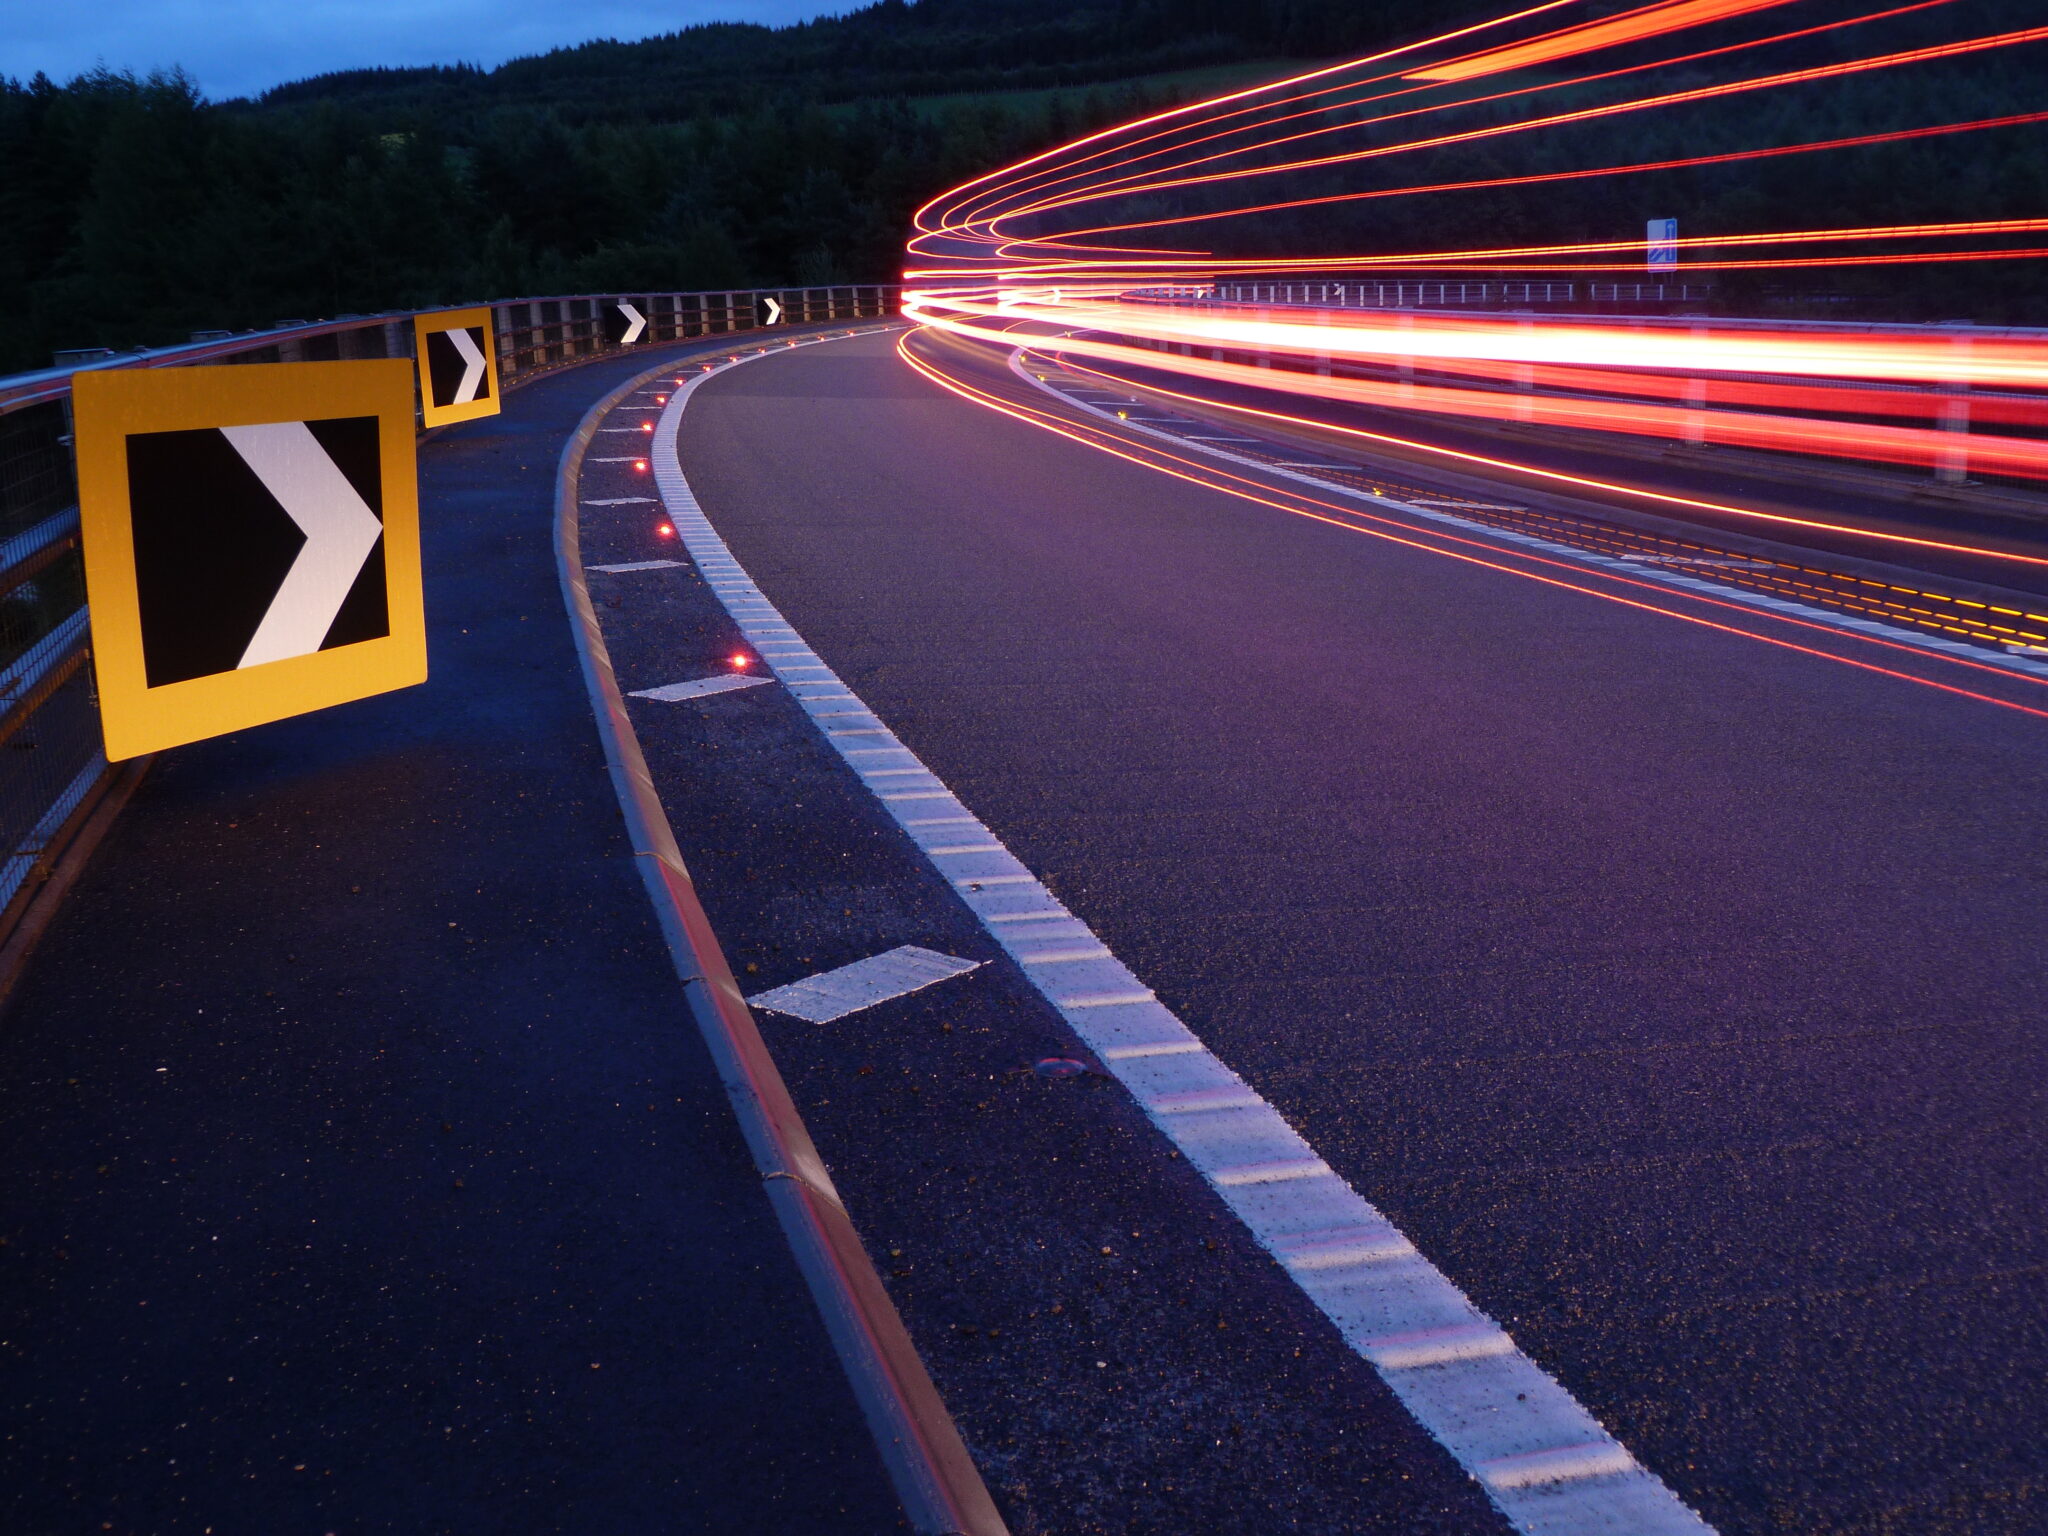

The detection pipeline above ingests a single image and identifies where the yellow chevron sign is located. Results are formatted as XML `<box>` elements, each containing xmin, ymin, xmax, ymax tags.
<box><xmin>73</xmin><ymin>360</ymin><xmax>428</xmax><ymax>761</ymax></box>
<box><xmin>414</xmin><ymin>306</ymin><xmax>500</xmax><ymax>428</ymax></box>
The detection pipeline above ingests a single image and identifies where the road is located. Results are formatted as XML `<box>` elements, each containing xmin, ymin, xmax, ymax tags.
<box><xmin>0</xmin><ymin>340</ymin><xmax>906</xmax><ymax>1536</ymax></box>
<box><xmin>647</xmin><ymin>324</ymin><xmax>2048</xmax><ymax>1535</ymax></box>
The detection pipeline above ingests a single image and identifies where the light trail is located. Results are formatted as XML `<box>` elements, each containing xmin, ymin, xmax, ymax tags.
<box><xmin>895</xmin><ymin>329</ymin><xmax>2048</xmax><ymax>723</ymax></box>
<box><xmin>944</xmin><ymin>2</ymin><xmax>1978</xmax><ymax>238</ymax></box>
<box><xmin>903</xmin><ymin>0</ymin><xmax>2048</xmax><ymax>625</ymax></box>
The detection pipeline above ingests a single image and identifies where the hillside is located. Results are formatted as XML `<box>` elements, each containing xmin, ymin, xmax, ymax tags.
<box><xmin>0</xmin><ymin>0</ymin><xmax>1436</xmax><ymax>371</ymax></box>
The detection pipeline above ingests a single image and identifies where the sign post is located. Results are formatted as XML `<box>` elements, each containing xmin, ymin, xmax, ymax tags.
<box><xmin>72</xmin><ymin>360</ymin><xmax>428</xmax><ymax>760</ymax></box>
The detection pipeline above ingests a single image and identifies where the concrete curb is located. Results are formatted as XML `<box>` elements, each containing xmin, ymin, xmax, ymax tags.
<box><xmin>552</xmin><ymin>342</ymin><xmax>1008</xmax><ymax>1536</ymax></box>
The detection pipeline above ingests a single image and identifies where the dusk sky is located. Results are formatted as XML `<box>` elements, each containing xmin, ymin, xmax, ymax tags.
<box><xmin>2</xmin><ymin>0</ymin><xmax>847</xmax><ymax>101</ymax></box>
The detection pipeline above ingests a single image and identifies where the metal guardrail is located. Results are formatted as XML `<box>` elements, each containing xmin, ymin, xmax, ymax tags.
<box><xmin>0</xmin><ymin>283</ymin><xmax>902</xmax><ymax>948</ymax></box>
<box><xmin>1202</xmin><ymin>280</ymin><xmax>1715</xmax><ymax>309</ymax></box>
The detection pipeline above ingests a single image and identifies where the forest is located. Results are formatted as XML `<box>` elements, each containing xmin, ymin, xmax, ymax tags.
<box><xmin>0</xmin><ymin>0</ymin><xmax>1449</xmax><ymax>372</ymax></box>
<box><xmin>1</xmin><ymin>0</ymin><xmax>2041</xmax><ymax>374</ymax></box>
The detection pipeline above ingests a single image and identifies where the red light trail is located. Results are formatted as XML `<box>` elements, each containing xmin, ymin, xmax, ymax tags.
<box><xmin>894</xmin><ymin>329</ymin><xmax>2048</xmax><ymax>724</ymax></box>
<box><xmin>902</xmin><ymin>0</ymin><xmax>2048</xmax><ymax>532</ymax></box>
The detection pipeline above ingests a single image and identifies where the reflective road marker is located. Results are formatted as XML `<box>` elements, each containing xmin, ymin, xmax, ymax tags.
<box><xmin>648</xmin><ymin>337</ymin><xmax>1716</xmax><ymax>1536</ymax></box>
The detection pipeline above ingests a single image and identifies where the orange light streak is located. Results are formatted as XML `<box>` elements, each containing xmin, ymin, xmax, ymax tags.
<box><xmin>1041</xmin><ymin>111</ymin><xmax>2048</xmax><ymax>244</ymax></box>
<box><xmin>905</xmin><ymin>0</ymin><xmax>2048</xmax><ymax>620</ymax></box>
<box><xmin>990</xmin><ymin>19</ymin><xmax>2046</xmax><ymax>222</ymax></box>
<box><xmin>1408</xmin><ymin>0</ymin><xmax>1804</xmax><ymax>82</ymax></box>
<box><xmin>896</xmin><ymin>331</ymin><xmax>2048</xmax><ymax>723</ymax></box>
<box><xmin>940</xmin><ymin>1</ymin><xmax>1957</xmax><ymax>239</ymax></box>
<box><xmin>911</xmin><ymin>0</ymin><xmax>1583</xmax><ymax>234</ymax></box>
<box><xmin>1013</xmin><ymin>335</ymin><xmax>2048</xmax><ymax>569</ymax></box>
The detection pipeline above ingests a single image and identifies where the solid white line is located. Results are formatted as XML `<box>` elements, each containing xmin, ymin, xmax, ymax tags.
<box><xmin>589</xmin><ymin>560</ymin><xmax>684</xmax><ymax>573</ymax></box>
<box><xmin>648</xmin><ymin>340</ymin><xmax>1715</xmax><ymax>1536</ymax></box>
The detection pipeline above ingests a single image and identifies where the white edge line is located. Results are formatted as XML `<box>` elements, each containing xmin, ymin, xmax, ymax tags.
<box><xmin>645</xmin><ymin>332</ymin><xmax>1716</xmax><ymax>1536</ymax></box>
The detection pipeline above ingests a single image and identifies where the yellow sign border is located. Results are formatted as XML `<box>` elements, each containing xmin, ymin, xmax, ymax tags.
<box><xmin>413</xmin><ymin>306</ymin><xmax>501</xmax><ymax>428</ymax></box>
<box><xmin>73</xmin><ymin>359</ymin><xmax>428</xmax><ymax>762</ymax></box>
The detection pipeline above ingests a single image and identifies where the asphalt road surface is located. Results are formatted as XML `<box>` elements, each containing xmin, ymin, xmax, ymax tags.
<box><xmin>0</xmin><ymin>339</ymin><xmax>907</xmax><ymax>1536</ymax></box>
<box><xmin>658</xmin><ymin>325</ymin><xmax>2048</xmax><ymax>1536</ymax></box>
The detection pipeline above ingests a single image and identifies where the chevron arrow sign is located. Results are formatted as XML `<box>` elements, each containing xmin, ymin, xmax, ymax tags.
<box><xmin>72</xmin><ymin>359</ymin><xmax>428</xmax><ymax>760</ymax></box>
<box><xmin>414</xmin><ymin>306</ymin><xmax>500</xmax><ymax>428</ymax></box>
<box><xmin>606</xmin><ymin>302</ymin><xmax>648</xmax><ymax>345</ymax></box>
<box><xmin>763</xmin><ymin>297</ymin><xmax>784</xmax><ymax>325</ymax></box>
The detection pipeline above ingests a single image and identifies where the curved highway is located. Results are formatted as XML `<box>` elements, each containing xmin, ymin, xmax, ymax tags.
<box><xmin>637</xmin><ymin>324</ymin><xmax>2048</xmax><ymax>1535</ymax></box>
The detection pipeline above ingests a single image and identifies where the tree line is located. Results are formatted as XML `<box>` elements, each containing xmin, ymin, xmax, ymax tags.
<box><xmin>2</xmin><ymin>0</ymin><xmax>2040</xmax><ymax>373</ymax></box>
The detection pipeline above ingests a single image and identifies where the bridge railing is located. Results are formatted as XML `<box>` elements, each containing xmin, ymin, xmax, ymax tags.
<box><xmin>0</xmin><ymin>283</ymin><xmax>901</xmax><ymax>951</ymax></box>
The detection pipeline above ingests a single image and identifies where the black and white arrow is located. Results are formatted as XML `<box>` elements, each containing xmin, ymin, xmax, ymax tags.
<box><xmin>445</xmin><ymin>326</ymin><xmax>487</xmax><ymax>403</ymax></box>
<box><xmin>616</xmin><ymin>303</ymin><xmax>646</xmax><ymax>344</ymax></box>
<box><xmin>221</xmin><ymin>422</ymin><xmax>384</xmax><ymax>669</ymax></box>
<box><xmin>424</xmin><ymin>325</ymin><xmax>492</xmax><ymax>408</ymax></box>
<box><xmin>763</xmin><ymin>297</ymin><xmax>783</xmax><ymax>325</ymax></box>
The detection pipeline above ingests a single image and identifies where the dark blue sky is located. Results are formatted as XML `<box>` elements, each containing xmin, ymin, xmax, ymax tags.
<box><xmin>4</xmin><ymin>2</ymin><xmax>846</xmax><ymax>101</ymax></box>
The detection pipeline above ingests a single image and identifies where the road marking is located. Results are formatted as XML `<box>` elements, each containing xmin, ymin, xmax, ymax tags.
<box><xmin>649</xmin><ymin>345</ymin><xmax>1715</xmax><ymax>1536</ymax></box>
<box><xmin>628</xmin><ymin>673</ymin><xmax>773</xmax><ymax>702</ymax></box>
<box><xmin>589</xmin><ymin>559</ymin><xmax>684</xmax><ymax>573</ymax></box>
<box><xmin>1620</xmin><ymin>556</ymin><xmax>1771</xmax><ymax>569</ymax></box>
<box><xmin>583</xmin><ymin>496</ymin><xmax>659</xmax><ymax>505</ymax></box>
<box><xmin>749</xmin><ymin>945</ymin><xmax>984</xmax><ymax>1023</ymax></box>
<box><xmin>588</xmin><ymin>456</ymin><xmax>646</xmax><ymax>463</ymax></box>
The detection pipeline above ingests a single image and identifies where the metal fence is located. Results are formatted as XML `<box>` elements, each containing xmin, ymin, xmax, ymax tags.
<box><xmin>1198</xmin><ymin>280</ymin><xmax>1714</xmax><ymax>309</ymax></box>
<box><xmin>0</xmin><ymin>283</ymin><xmax>902</xmax><ymax>945</ymax></box>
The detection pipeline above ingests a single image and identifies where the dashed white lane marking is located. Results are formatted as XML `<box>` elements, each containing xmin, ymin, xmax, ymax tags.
<box><xmin>587</xmin><ymin>456</ymin><xmax>648</xmax><ymax>463</ymax></box>
<box><xmin>1016</xmin><ymin>355</ymin><xmax>2048</xmax><ymax>686</ymax></box>
<box><xmin>583</xmin><ymin>496</ymin><xmax>660</xmax><ymax>506</ymax></box>
<box><xmin>749</xmin><ymin>944</ymin><xmax>985</xmax><ymax>1024</ymax></box>
<box><xmin>646</xmin><ymin>339</ymin><xmax>1716</xmax><ymax>1536</ymax></box>
<box><xmin>628</xmin><ymin>672</ymin><xmax>774</xmax><ymax>702</ymax></box>
<box><xmin>589</xmin><ymin>559</ymin><xmax>684</xmax><ymax>573</ymax></box>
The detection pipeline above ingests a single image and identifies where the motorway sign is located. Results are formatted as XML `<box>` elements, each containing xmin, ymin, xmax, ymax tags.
<box><xmin>72</xmin><ymin>360</ymin><xmax>428</xmax><ymax>760</ymax></box>
<box><xmin>605</xmin><ymin>302</ymin><xmax>648</xmax><ymax>345</ymax></box>
<box><xmin>1648</xmin><ymin>216</ymin><xmax>1679</xmax><ymax>270</ymax></box>
<box><xmin>413</xmin><ymin>306</ymin><xmax>499</xmax><ymax>428</ymax></box>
